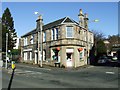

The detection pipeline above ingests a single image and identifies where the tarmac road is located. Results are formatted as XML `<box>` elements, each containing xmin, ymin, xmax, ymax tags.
<box><xmin>2</xmin><ymin>63</ymin><xmax>119</xmax><ymax>89</ymax></box>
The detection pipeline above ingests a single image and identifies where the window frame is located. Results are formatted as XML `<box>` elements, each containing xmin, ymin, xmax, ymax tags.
<box><xmin>51</xmin><ymin>29</ymin><xmax>55</xmax><ymax>40</ymax></box>
<box><xmin>43</xmin><ymin>31</ymin><xmax>46</xmax><ymax>42</ymax></box>
<box><xmin>66</xmin><ymin>26</ymin><xmax>74</xmax><ymax>38</ymax></box>
<box><xmin>24</xmin><ymin>37</ymin><xmax>28</xmax><ymax>46</ymax></box>
<box><xmin>30</xmin><ymin>35</ymin><xmax>34</xmax><ymax>44</ymax></box>
<box><xmin>56</xmin><ymin>28</ymin><xmax>59</xmax><ymax>40</ymax></box>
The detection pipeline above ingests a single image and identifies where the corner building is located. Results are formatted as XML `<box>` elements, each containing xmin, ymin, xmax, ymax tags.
<box><xmin>21</xmin><ymin>9</ymin><xmax>94</xmax><ymax>68</ymax></box>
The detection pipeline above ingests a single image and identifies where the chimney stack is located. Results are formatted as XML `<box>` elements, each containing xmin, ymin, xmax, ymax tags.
<box><xmin>36</xmin><ymin>15</ymin><xmax>43</xmax><ymax>32</ymax></box>
<box><xmin>78</xmin><ymin>9</ymin><xmax>84</xmax><ymax>27</ymax></box>
<box><xmin>84</xmin><ymin>13</ymin><xmax>89</xmax><ymax>30</ymax></box>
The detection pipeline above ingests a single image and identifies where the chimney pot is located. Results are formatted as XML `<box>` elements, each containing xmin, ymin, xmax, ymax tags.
<box><xmin>80</xmin><ymin>9</ymin><xmax>83</xmax><ymax>15</ymax></box>
<box><xmin>84</xmin><ymin>13</ymin><xmax>88</xmax><ymax>18</ymax></box>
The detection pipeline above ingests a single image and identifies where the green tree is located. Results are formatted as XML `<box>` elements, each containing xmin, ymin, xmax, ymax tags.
<box><xmin>108</xmin><ymin>34</ymin><xmax>120</xmax><ymax>50</ymax></box>
<box><xmin>89</xmin><ymin>30</ymin><xmax>107</xmax><ymax>65</ymax></box>
<box><xmin>92</xmin><ymin>30</ymin><xmax>106</xmax><ymax>55</ymax></box>
<box><xmin>96</xmin><ymin>40</ymin><xmax>107</xmax><ymax>56</ymax></box>
<box><xmin>2</xmin><ymin>8</ymin><xmax>17</xmax><ymax>52</ymax></box>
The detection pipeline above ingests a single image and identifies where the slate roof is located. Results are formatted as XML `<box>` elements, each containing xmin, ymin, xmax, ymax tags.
<box><xmin>43</xmin><ymin>17</ymin><xmax>66</xmax><ymax>30</ymax></box>
<box><xmin>21</xmin><ymin>17</ymin><xmax>79</xmax><ymax>37</ymax></box>
<box><xmin>21</xmin><ymin>29</ymin><xmax>36</xmax><ymax>37</ymax></box>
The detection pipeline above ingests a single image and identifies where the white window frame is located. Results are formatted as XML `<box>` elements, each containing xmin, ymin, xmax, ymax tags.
<box><xmin>24</xmin><ymin>52</ymin><xmax>27</xmax><ymax>61</ymax></box>
<box><xmin>56</xmin><ymin>28</ymin><xmax>58</xmax><ymax>40</ymax></box>
<box><xmin>54</xmin><ymin>29</ymin><xmax>56</xmax><ymax>40</ymax></box>
<box><xmin>24</xmin><ymin>38</ymin><xmax>25</xmax><ymax>46</ymax></box>
<box><xmin>30</xmin><ymin>35</ymin><xmax>34</xmax><ymax>44</ymax></box>
<box><xmin>66</xmin><ymin>26</ymin><xmax>74</xmax><ymax>38</ymax></box>
<box><xmin>51</xmin><ymin>29</ymin><xmax>55</xmax><ymax>40</ymax></box>
<box><xmin>43</xmin><ymin>50</ymin><xmax>46</xmax><ymax>61</ymax></box>
<box><xmin>84</xmin><ymin>31</ymin><xmax>86</xmax><ymax>41</ymax></box>
<box><xmin>51</xmin><ymin>28</ymin><xmax>59</xmax><ymax>40</ymax></box>
<box><xmin>30</xmin><ymin>52</ymin><xmax>32</xmax><ymax>61</ymax></box>
<box><xmin>43</xmin><ymin>32</ymin><xmax>46</xmax><ymax>42</ymax></box>
<box><xmin>24</xmin><ymin>37</ymin><xmax>28</xmax><ymax>46</ymax></box>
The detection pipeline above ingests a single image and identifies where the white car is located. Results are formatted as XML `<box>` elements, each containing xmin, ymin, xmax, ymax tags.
<box><xmin>112</xmin><ymin>56</ymin><xmax>117</xmax><ymax>60</ymax></box>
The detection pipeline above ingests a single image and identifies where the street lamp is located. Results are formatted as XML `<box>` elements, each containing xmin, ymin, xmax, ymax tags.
<box><xmin>34</xmin><ymin>12</ymin><xmax>43</xmax><ymax>67</ymax></box>
<box><xmin>93</xmin><ymin>19</ymin><xmax>99</xmax><ymax>22</ymax></box>
<box><xmin>87</xmin><ymin>19</ymin><xmax>99</xmax><ymax>65</ymax></box>
<box><xmin>6</xmin><ymin>33</ymin><xmax>8</xmax><ymax>69</ymax></box>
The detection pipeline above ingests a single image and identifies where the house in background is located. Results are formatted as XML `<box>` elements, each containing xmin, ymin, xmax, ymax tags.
<box><xmin>111</xmin><ymin>44</ymin><xmax>120</xmax><ymax>57</ymax></box>
<box><xmin>104</xmin><ymin>40</ymin><xmax>110</xmax><ymax>55</ymax></box>
<box><xmin>20</xmin><ymin>9</ymin><xmax>94</xmax><ymax>68</ymax></box>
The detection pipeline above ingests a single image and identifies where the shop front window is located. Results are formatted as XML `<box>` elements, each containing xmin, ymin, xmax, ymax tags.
<box><xmin>79</xmin><ymin>52</ymin><xmax>83</xmax><ymax>61</ymax></box>
<box><xmin>52</xmin><ymin>49</ymin><xmax>59</xmax><ymax>61</ymax></box>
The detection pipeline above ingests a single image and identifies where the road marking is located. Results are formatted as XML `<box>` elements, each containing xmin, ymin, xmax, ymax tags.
<box><xmin>17</xmin><ymin>64</ymin><xmax>51</xmax><ymax>71</ymax></box>
<box><xmin>87</xmin><ymin>66</ymin><xmax>94</xmax><ymax>68</ymax></box>
<box><xmin>106</xmin><ymin>72</ymin><xmax>115</xmax><ymax>74</ymax></box>
<box><xmin>8</xmin><ymin>69</ymin><xmax>42</xmax><ymax>75</ymax></box>
<box><xmin>24</xmin><ymin>70</ymin><xmax>42</xmax><ymax>74</ymax></box>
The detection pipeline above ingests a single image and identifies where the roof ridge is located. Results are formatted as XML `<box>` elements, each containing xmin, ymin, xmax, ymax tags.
<box><xmin>44</xmin><ymin>17</ymin><xmax>66</xmax><ymax>26</ymax></box>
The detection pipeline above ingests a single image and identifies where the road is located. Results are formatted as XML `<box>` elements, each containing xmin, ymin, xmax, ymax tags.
<box><xmin>1</xmin><ymin>63</ymin><xmax>119</xmax><ymax>89</ymax></box>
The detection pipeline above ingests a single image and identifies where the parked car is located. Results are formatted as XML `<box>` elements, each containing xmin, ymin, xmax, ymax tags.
<box><xmin>97</xmin><ymin>56</ymin><xmax>109</xmax><ymax>64</ymax></box>
<box><xmin>107</xmin><ymin>56</ymin><xmax>112</xmax><ymax>61</ymax></box>
<box><xmin>112</xmin><ymin>56</ymin><xmax>118</xmax><ymax>61</ymax></box>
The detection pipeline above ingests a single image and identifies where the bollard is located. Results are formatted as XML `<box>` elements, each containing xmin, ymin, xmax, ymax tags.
<box><xmin>11</xmin><ymin>61</ymin><xmax>15</xmax><ymax>70</ymax></box>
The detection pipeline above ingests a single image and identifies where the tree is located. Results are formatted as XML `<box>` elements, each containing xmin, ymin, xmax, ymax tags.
<box><xmin>96</xmin><ymin>40</ymin><xmax>107</xmax><ymax>56</ymax></box>
<box><xmin>108</xmin><ymin>34</ymin><xmax>120</xmax><ymax>51</ymax></box>
<box><xmin>2</xmin><ymin>8</ymin><xmax>17</xmax><ymax>52</ymax></box>
<box><xmin>89</xmin><ymin>30</ymin><xmax>107</xmax><ymax>65</ymax></box>
<box><xmin>92</xmin><ymin>30</ymin><xmax>106</xmax><ymax>55</ymax></box>
<box><xmin>92</xmin><ymin>30</ymin><xmax>105</xmax><ymax>42</ymax></box>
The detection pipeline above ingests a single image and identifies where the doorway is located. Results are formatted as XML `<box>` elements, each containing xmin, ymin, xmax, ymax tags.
<box><xmin>35</xmin><ymin>52</ymin><xmax>38</xmax><ymax>64</ymax></box>
<box><xmin>66</xmin><ymin>53</ymin><xmax>73</xmax><ymax>67</ymax></box>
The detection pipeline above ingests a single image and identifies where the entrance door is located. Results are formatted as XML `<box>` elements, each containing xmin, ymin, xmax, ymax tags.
<box><xmin>35</xmin><ymin>52</ymin><xmax>38</xmax><ymax>64</ymax></box>
<box><xmin>66</xmin><ymin>53</ymin><xmax>73</xmax><ymax>67</ymax></box>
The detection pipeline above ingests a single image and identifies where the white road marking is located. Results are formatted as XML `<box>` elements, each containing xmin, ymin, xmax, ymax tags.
<box><xmin>17</xmin><ymin>64</ymin><xmax>51</xmax><ymax>71</ymax></box>
<box><xmin>106</xmin><ymin>72</ymin><xmax>115</xmax><ymax>74</ymax></box>
<box><xmin>8</xmin><ymin>69</ymin><xmax>42</xmax><ymax>75</ymax></box>
<box><xmin>24</xmin><ymin>71</ymin><xmax>42</xmax><ymax>74</ymax></box>
<box><xmin>87</xmin><ymin>66</ymin><xmax>94</xmax><ymax>68</ymax></box>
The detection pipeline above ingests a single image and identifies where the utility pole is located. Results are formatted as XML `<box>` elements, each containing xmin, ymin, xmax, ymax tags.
<box><xmin>39</xmin><ymin>15</ymin><xmax>43</xmax><ymax>67</ymax></box>
<box><xmin>84</xmin><ymin>13</ymin><xmax>89</xmax><ymax>65</ymax></box>
<box><xmin>38</xmin><ymin>30</ymin><xmax>40</xmax><ymax>65</ymax></box>
<box><xmin>35</xmin><ymin>12</ymin><xmax>43</xmax><ymax>67</ymax></box>
<box><xmin>6</xmin><ymin>33</ymin><xmax>8</xmax><ymax>69</ymax></box>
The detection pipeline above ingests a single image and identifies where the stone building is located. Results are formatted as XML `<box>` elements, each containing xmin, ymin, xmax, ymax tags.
<box><xmin>21</xmin><ymin>9</ymin><xmax>94</xmax><ymax>68</ymax></box>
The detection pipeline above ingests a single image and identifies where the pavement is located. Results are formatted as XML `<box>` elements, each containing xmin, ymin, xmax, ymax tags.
<box><xmin>3</xmin><ymin>62</ymin><xmax>90</xmax><ymax>69</ymax></box>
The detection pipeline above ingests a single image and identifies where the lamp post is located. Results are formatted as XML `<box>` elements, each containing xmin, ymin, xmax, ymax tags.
<box><xmin>87</xmin><ymin>19</ymin><xmax>99</xmax><ymax>65</ymax></box>
<box><xmin>35</xmin><ymin>12</ymin><xmax>43</xmax><ymax>67</ymax></box>
<box><xmin>6</xmin><ymin>33</ymin><xmax>8</xmax><ymax>69</ymax></box>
